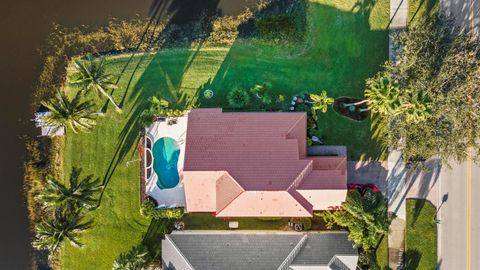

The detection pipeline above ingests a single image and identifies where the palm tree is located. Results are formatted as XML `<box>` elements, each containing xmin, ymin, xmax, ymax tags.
<box><xmin>401</xmin><ymin>90</ymin><xmax>431</xmax><ymax>123</ymax></box>
<box><xmin>317</xmin><ymin>188</ymin><xmax>390</xmax><ymax>251</ymax></box>
<box><xmin>364</xmin><ymin>75</ymin><xmax>401</xmax><ymax>117</ymax></box>
<box><xmin>32</xmin><ymin>206</ymin><xmax>93</xmax><ymax>253</ymax></box>
<box><xmin>308</xmin><ymin>90</ymin><xmax>334</xmax><ymax>113</ymax></box>
<box><xmin>39</xmin><ymin>168</ymin><xmax>103</xmax><ymax>210</ymax></box>
<box><xmin>41</xmin><ymin>91</ymin><xmax>96</xmax><ymax>133</ymax></box>
<box><xmin>112</xmin><ymin>245</ymin><xmax>150</xmax><ymax>270</ymax></box>
<box><xmin>68</xmin><ymin>54</ymin><xmax>121</xmax><ymax>111</ymax></box>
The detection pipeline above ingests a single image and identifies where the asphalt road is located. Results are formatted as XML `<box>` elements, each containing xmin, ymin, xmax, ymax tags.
<box><xmin>438</xmin><ymin>159</ymin><xmax>480</xmax><ymax>269</ymax></box>
<box><xmin>442</xmin><ymin>0</ymin><xmax>479</xmax><ymax>35</ymax></box>
<box><xmin>437</xmin><ymin>0</ymin><xmax>480</xmax><ymax>269</ymax></box>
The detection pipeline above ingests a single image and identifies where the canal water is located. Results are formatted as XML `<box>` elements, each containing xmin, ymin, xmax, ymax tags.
<box><xmin>0</xmin><ymin>0</ymin><xmax>255</xmax><ymax>268</ymax></box>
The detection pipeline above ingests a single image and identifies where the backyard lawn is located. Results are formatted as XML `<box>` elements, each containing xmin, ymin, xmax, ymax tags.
<box><xmin>60</xmin><ymin>0</ymin><xmax>389</xmax><ymax>268</ymax></box>
<box><xmin>405</xmin><ymin>199</ymin><xmax>438</xmax><ymax>270</ymax></box>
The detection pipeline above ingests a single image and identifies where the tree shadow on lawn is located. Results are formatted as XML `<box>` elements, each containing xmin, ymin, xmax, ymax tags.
<box><xmin>97</xmin><ymin>2</ymin><xmax>224</xmax><ymax>204</ymax></box>
<box><xmin>404</xmin><ymin>249</ymin><xmax>422</xmax><ymax>270</ymax></box>
<box><xmin>201</xmin><ymin>0</ymin><xmax>388</xmax><ymax>161</ymax></box>
<box><xmin>408</xmin><ymin>0</ymin><xmax>439</xmax><ymax>26</ymax></box>
<box><xmin>141</xmin><ymin>218</ymin><xmax>173</xmax><ymax>260</ymax></box>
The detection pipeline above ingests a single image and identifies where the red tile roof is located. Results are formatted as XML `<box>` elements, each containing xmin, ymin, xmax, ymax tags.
<box><xmin>181</xmin><ymin>109</ymin><xmax>347</xmax><ymax>217</ymax></box>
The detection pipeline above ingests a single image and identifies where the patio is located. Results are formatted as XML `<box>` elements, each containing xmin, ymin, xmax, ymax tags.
<box><xmin>144</xmin><ymin>115</ymin><xmax>189</xmax><ymax>208</ymax></box>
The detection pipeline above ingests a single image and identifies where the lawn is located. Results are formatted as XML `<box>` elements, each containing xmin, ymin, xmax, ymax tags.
<box><xmin>408</xmin><ymin>0</ymin><xmax>439</xmax><ymax>25</ymax></box>
<box><xmin>405</xmin><ymin>199</ymin><xmax>438</xmax><ymax>270</ymax></box>
<box><xmin>60</xmin><ymin>0</ymin><xmax>389</xmax><ymax>268</ymax></box>
<box><xmin>376</xmin><ymin>235</ymin><xmax>389</xmax><ymax>269</ymax></box>
<box><xmin>181</xmin><ymin>213</ymin><xmax>290</xmax><ymax>230</ymax></box>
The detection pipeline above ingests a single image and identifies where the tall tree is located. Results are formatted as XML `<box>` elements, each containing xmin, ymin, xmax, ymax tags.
<box><xmin>364</xmin><ymin>75</ymin><xmax>401</xmax><ymax>117</ymax></box>
<box><xmin>318</xmin><ymin>188</ymin><xmax>391</xmax><ymax>251</ymax></box>
<box><xmin>69</xmin><ymin>54</ymin><xmax>121</xmax><ymax>111</ymax></box>
<box><xmin>41</xmin><ymin>90</ymin><xmax>96</xmax><ymax>133</ymax></box>
<box><xmin>32</xmin><ymin>206</ymin><xmax>93</xmax><ymax>254</ymax></box>
<box><xmin>371</xmin><ymin>14</ymin><xmax>480</xmax><ymax>164</ymax></box>
<box><xmin>39</xmin><ymin>168</ymin><xmax>103</xmax><ymax>210</ymax></box>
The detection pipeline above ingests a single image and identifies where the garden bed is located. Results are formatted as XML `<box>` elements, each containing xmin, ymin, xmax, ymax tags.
<box><xmin>333</xmin><ymin>96</ymin><xmax>369</xmax><ymax>121</ymax></box>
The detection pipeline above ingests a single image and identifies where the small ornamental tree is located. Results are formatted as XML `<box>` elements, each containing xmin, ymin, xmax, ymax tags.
<box><xmin>309</xmin><ymin>90</ymin><xmax>334</xmax><ymax>113</ymax></box>
<box><xmin>227</xmin><ymin>88</ymin><xmax>251</xmax><ymax>108</ymax></box>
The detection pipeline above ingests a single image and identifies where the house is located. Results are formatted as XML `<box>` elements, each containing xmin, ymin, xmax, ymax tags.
<box><xmin>161</xmin><ymin>231</ymin><xmax>358</xmax><ymax>270</ymax></box>
<box><xmin>144</xmin><ymin>108</ymin><xmax>347</xmax><ymax>217</ymax></box>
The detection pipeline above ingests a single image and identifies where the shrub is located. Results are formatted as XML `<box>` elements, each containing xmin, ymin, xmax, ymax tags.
<box><xmin>227</xmin><ymin>88</ymin><xmax>251</xmax><ymax>108</ymax></box>
<box><xmin>256</xmin><ymin>14</ymin><xmax>297</xmax><ymax>40</ymax></box>
<box><xmin>112</xmin><ymin>244</ymin><xmax>150</xmax><ymax>270</ymax></box>
<box><xmin>140</xmin><ymin>200</ymin><xmax>184</xmax><ymax>219</ymax></box>
<box><xmin>316</xmin><ymin>210</ymin><xmax>337</xmax><ymax>229</ymax></box>
<box><xmin>314</xmin><ymin>189</ymin><xmax>391</xmax><ymax>251</ymax></box>
<box><xmin>290</xmin><ymin>217</ymin><xmax>312</xmax><ymax>230</ymax></box>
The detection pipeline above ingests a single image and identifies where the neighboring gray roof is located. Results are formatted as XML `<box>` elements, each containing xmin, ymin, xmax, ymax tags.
<box><xmin>163</xmin><ymin>232</ymin><xmax>357</xmax><ymax>270</ymax></box>
<box><xmin>291</xmin><ymin>233</ymin><xmax>357</xmax><ymax>266</ymax></box>
<box><xmin>167</xmin><ymin>233</ymin><xmax>302</xmax><ymax>270</ymax></box>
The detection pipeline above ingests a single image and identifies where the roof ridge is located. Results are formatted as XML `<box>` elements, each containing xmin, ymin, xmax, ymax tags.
<box><xmin>285</xmin><ymin>112</ymin><xmax>307</xmax><ymax>137</ymax></box>
<box><xmin>165</xmin><ymin>235</ymin><xmax>196</xmax><ymax>270</ymax></box>
<box><xmin>288</xmin><ymin>189</ymin><xmax>313</xmax><ymax>215</ymax></box>
<box><xmin>277</xmin><ymin>234</ymin><xmax>308</xmax><ymax>270</ymax></box>
<box><xmin>287</xmin><ymin>160</ymin><xmax>313</xmax><ymax>191</ymax></box>
<box><xmin>215</xmin><ymin>172</ymin><xmax>245</xmax><ymax>216</ymax></box>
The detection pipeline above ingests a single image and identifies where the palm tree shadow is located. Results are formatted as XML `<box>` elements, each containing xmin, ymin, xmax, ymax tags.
<box><xmin>140</xmin><ymin>218</ymin><xmax>173</xmax><ymax>259</ymax></box>
<box><xmin>404</xmin><ymin>249</ymin><xmax>422</xmax><ymax>270</ymax></box>
<box><xmin>97</xmin><ymin>1</ymin><xmax>220</xmax><ymax>205</ymax></box>
<box><xmin>408</xmin><ymin>0</ymin><xmax>439</xmax><ymax>25</ymax></box>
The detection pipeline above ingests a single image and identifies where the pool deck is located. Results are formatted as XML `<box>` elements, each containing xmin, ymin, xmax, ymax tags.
<box><xmin>145</xmin><ymin>115</ymin><xmax>189</xmax><ymax>208</ymax></box>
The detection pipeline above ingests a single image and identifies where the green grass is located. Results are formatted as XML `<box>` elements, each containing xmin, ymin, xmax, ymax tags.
<box><xmin>408</xmin><ymin>0</ymin><xmax>439</xmax><ymax>25</ymax></box>
<box><xmin>181</xmin><ymin>213</ymin><xmax>290</xmax><ymax>230</ymax></box>
<box><xmin>60</xmin><ymin>0</ymin><xmax>389</xmax><ymax>268</ymax></box>
<box><xmin>405</xmin><ymin>199</ymin><xmax>438</xmax><ymax>270</ymax></box>
<box><xmin>376</xmin><ymin>235</ymin><xmax>389</xmax><ymax>269</ymax></box>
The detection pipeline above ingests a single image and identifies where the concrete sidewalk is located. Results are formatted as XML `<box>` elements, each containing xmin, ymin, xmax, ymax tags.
<box><xmin>387</xmin><ymin>0</ymin><xmax>408</xmax><ymax>265</ymax></box>
<box><xmin>386</xmin><ymin>151</ymin><xmax>441</xmax><ymax>269</ymax></box>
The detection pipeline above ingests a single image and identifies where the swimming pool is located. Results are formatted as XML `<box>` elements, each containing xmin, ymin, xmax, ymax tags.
<box><xmin>152</xmin><ymin>137</ymin><xmax>180</xmax><ymax>189</ymax></box>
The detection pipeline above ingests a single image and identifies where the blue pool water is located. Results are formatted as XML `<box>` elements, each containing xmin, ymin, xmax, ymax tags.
<box><xmin>152</xmin><ymin>137</ymin><xmax>180</xmax><ymax>189</ymax></box>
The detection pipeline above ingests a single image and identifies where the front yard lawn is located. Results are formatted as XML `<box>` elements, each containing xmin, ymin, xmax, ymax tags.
<box><xmin>60</xmin><ymin>0</ymin><xmax>389</xmax><ymax>268</ymax></box>
<box><xmin>405</xmin><ymin>199</ymin><xmax>438</xmax><ymax>270</ymax></box>
<box><xmin>376</xmin><ymin>235</ymin><xmax>389</xmax><ymax>269</ymax></box>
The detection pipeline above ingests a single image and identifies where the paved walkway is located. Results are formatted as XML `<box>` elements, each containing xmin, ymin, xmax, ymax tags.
<box><xmin>387</xmin><ymin>151</ymin><xmax>441</xmax><ymax>269</ymax></box>
<box><xmin>387</xmin><ymin>0</ymin><xmax>408</xmax><ymax>266</ymax></box>
<box><xmin>347</xmin><ymin>161</ymin><xmax>388</xmax><ymax>194</ymax></box>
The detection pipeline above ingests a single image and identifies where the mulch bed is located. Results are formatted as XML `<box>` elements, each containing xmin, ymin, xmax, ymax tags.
<box><xmin>333</xmin><ymin>96</ymin><xmax>369</xmax><ymax>121</ymax></box>
<box><xmin>138</xmin><ymin>133</ymin><xmax>147</xmax><ymax>204</ymax></box>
